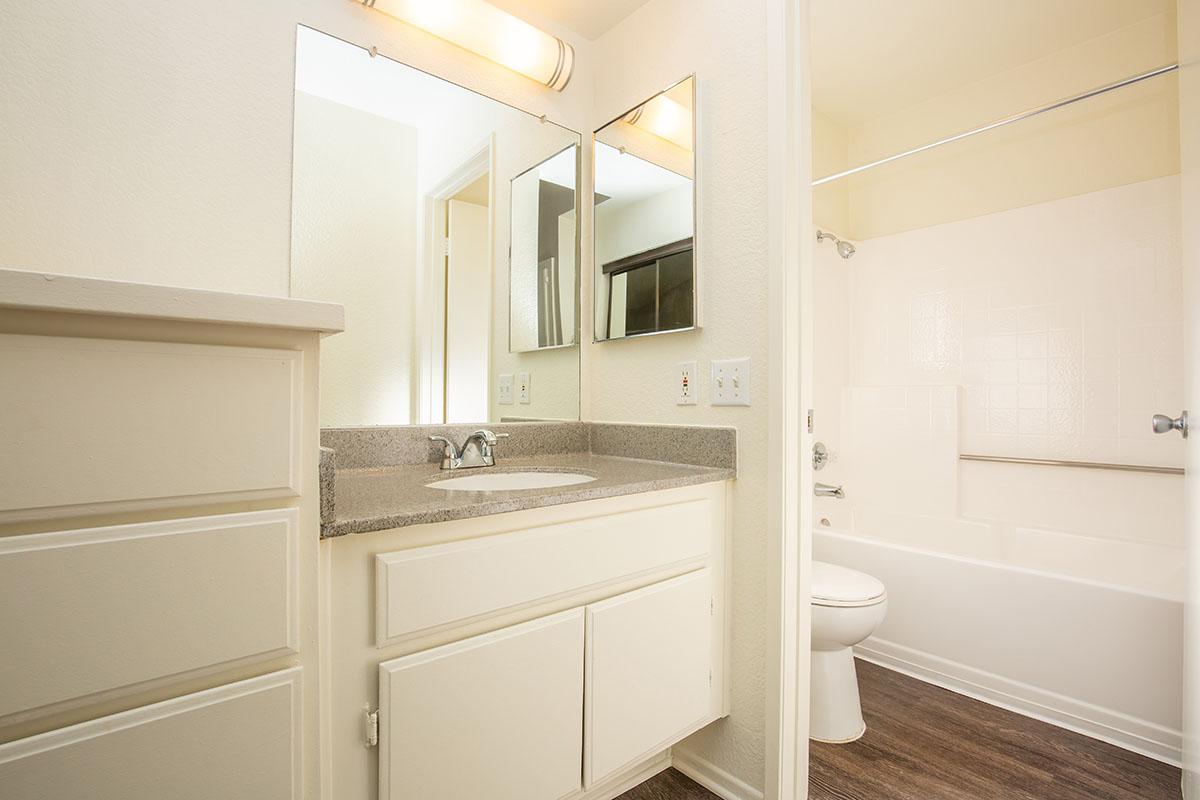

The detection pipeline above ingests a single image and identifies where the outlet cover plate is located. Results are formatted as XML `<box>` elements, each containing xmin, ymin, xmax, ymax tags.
<box><xmin>711</xmin><ymin>357</ymin><xmax>751</xmax><ymax>406</ymax></box>
<box><xmin>677</xmin><ymin>360</ymin><xmax>699</xmax><ymax>405</ymax></box>
<box><xmin>497</xmin><ymin>374</ymin><xmax>514</xmax><ymax>405</ymax></box>
<box><xmin>517</xmin><ymin>372</ymin><xmax>531</xmax><ymax>404</ymax></box>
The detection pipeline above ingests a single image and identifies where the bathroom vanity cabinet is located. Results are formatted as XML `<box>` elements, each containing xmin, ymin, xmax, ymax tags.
<box><xmin>323</xmin><ymin>480</ymin><xmax>731</xmax><ymax>800</ymax></box>
<box><xmin>0</xmin><ymin>270</ymin><xmax>341</xmax><ymax>799</ymax></box>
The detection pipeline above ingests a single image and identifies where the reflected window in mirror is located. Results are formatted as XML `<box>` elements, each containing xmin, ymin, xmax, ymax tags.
<box><xmin>593</xmin><ymin>76</ymin><xmax>696</xmax><ymax>341</ymax></box>
<box><xmin>289</xmin><ymin>26</ymin><xmax>582</xmax><ymax>428</ymax></box>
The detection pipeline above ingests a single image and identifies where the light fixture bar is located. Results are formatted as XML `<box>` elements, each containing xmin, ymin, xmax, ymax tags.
<box><xmin>361</xmin><ymin>0</ymin><xmax>575</xmax><ymax>91</ymax></box>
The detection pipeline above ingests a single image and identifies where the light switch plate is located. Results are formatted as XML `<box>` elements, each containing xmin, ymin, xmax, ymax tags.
<box><xmin>517</xmin><ymin>372</ymin><xmax>531</xmax><ymax>404</ymax></box>
<box><xmin>676</xmin><ymin>361</ymin><xmax>699</xmax><ymax>405</ymax></box>
<box><xmin>497</xmin><ymin>374</ymin><xmax>514</xmax><ymax>405</ymax></box>
<box><xmin>711</xmin><ymin>358</ymin><xmax>751</xmax><ymax>406</ymax></box>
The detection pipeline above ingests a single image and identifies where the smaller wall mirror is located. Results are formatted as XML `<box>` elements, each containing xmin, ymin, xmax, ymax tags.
<box><xmin>593</xmin><ymin>75</ymin><xmax>696</xmax><ymax>342</ymax></box>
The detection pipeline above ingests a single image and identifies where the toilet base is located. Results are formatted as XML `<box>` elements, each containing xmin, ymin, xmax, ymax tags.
<box><xmin>809</xmin><ymin>646</ymin><xmax>866</xmax><ymax>743</ymax></box>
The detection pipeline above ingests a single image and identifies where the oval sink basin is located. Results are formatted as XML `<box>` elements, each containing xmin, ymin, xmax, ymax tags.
<box><xmin>426</xmin><ymin>471</ymin><xmax>596</xmax><ymax>492</ymax></box>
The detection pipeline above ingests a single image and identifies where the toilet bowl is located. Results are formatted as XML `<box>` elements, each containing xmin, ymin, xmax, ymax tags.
<box><xmin>810</xmin><ymin>560</ymin><xmax>887</xmax><ymax>743</ymax></box>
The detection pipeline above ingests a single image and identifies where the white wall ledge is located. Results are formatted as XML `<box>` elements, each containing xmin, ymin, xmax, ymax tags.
<box><xmin>0</xmin><ymin>268</ymin><xmax>345</xmax><ymax>333</ymax></box>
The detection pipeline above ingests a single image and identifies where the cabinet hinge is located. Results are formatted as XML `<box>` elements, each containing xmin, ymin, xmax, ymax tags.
<box><xmin>363</xmin><ymin>707</ymin><xmax>379</xmax><ymax>748</ymax></box>
<box><xmin>807</xmin><ymin>408</ymin><xmax>814</xmax><ymax>434</ymax></box>
<box><xmin>710</xmin><ymin>596</ymin><xmax>715</xmax><ymax>615</ymax></box>
<box><xmin>709</xmin><ymin>668</ymin><xmax>713</xmax><ymax>687</ymax></box>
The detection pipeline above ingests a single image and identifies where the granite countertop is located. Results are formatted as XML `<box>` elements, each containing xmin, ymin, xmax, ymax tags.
<box><xmin>322</xmin><ymin>451</ymin><xmax>734</xmax><ymax>537</ymax></box>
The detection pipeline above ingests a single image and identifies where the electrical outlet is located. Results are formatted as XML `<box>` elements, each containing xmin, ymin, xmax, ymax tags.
<box><xmin>497</xmin><ymin>374</ymin><xmax>514</xmax><ymax>405</ymax></box>
<box><xmin>711</xmin><ymin>357</ymin><xmax>751</xmax><ymax>406</ymax></box>
<box><xmin>676</xmin><ymin>361</ymin><xmax>699</xmax><ymax>405</ymax></box>
<box><xmin>517</xmin><ymin>372</ymin><xmax>531</xmax><ymax>404</ymax></box>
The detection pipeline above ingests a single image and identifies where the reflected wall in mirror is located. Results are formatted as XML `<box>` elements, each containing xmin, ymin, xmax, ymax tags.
<box><xmin>593</xmin><ymin>76</ymin><xmax>696</xmax><ymax>342</ymax></box>
<box><xmin>509</xmin><ymin>146</ymin><xmax>579</xmax><ymax>352</ymax></box>
<box><xmin>290</xmin><ymin>26</ymin><xmax>581</xmax><ymax>427</ymax></box>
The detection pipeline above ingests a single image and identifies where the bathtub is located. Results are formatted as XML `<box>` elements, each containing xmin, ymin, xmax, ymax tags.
<box><xmin>814</xmin><ymin>526</ymin><xmax>1185</xmax><ymax>764</ymax></box>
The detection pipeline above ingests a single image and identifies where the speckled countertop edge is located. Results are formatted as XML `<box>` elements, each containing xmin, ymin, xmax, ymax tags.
<box><xmin>319</xmin><ymin>423</ymin><xmax>736</xmax><ymax>538</ymax></box>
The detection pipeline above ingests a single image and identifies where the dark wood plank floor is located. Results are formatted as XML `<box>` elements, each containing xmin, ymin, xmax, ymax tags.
<box><xmin>616</xmin><ymin>768</ymin><xmax>720</xmax><ymax>799</ymax></box>
<box><xmin>809</xmin><ymin>659</ymin><xmax>1182</xmax><ymax>800</ymax></box>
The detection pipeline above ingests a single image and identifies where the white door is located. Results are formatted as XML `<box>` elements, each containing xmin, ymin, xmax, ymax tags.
<box><xmin>1179</xmin><ymin>0</ymin><xmax>1200</xmax><ymax>794</ymax></box>
<box><xmin>445</xmin><ymin>198</ymin><xmax>490</xmax><ymax>423</ymax></box>
<box><xmin>377</xmin><ymin>608</ymin><xmax>584</xmax><ymax>800</ymax></box>
<box><xmin>584</xmin><ymin>570</ymin><xmax>713</xmax><ymax>787</ymax></box>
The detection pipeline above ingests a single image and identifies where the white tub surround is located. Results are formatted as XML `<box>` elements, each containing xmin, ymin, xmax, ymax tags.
<box><xmin>816</xmin><ymin>528</ymin><xmax>1184</xmax><ymax>765</ymax></box>
<box><xmin>0</xmin><ymin>269</ymin><xmax>342</xmax><ymax>798</ymax></box>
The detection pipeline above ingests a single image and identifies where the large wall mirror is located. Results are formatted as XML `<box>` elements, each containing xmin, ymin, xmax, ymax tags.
<box><xmin>290</xmin><ymin>26</ymin><xmax>581</xmax><ymax>427</ymax></box>
<box><xmin>593</xmin><ymin>76</ymin><xmax>696</xmax><ymax>342</ymax></box>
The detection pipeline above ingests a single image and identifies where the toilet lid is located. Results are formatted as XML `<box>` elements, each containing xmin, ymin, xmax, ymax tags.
<box><xmin>812</xmin><ymin>561</ymin><xmax>886</xmax><ymax>607</ymax></box>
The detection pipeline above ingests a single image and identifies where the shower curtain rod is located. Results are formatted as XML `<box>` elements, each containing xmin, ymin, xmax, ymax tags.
<box><xmin>812</xmin><ymin>63</ymin><xmax>1180</xmax><ymax>186</ymax></box>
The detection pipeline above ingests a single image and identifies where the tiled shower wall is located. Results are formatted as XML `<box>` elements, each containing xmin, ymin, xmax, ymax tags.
<box><xmin>850</xmin><ymin>175</ymin><xmax>1183</xmax><ymax>469</ymax></box>
<box><xmin>815</xmin><ymin>176</ymin><xmax>1185</xmax><ymax>552</ymax></box>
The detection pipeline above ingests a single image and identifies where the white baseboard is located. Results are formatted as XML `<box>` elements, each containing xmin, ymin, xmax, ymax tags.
<box><xmin>857</xmin><ymin>637</ymin><xmax>1182</xmax><ymax>767</ymax></box>
<box><xmin>579</xmin><ymin>752</ymin><xmax>671</xmax><ymax>800</ymax></box>
<box><xmin>671</xmin><ymin>748</ymin><xmax>764</xmax><ymax>800</ymax></box>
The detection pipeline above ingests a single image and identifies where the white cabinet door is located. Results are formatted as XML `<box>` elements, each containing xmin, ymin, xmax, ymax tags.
<box><xmin>0</xmin><ymin>668</ymin><xmax>301</xmax><ymax>800</ymax></box>
<box><xmin>584</xmin><ymin>570</ymin><xmax>713</xmax><ymax>787</ymax></box>
<box><xmin>378</xmin><ymin>608</ymin><xmax>584</xmax><ymax>800</ymax></box>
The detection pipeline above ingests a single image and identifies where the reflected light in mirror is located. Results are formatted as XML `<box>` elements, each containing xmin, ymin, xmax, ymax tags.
<box><xmin>624</xmin><ymin>94</ymin><xmax>692</xmax><ymax>151</ymax></box>
<box><xmin>363</xmin><ymin>0</ymin><xmax>575</xmax><ymax>91</ymax></box>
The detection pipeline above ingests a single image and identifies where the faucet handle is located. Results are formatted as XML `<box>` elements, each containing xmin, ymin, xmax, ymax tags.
<box><xmin>469</xmin><ymin>429</ymin><xmax>508</xmax><ymax>446</ymax></box>
<box><xmin>429</xmin><ymin>435</ymin><xmax>461</xmax><ymax>467</ymax></box>
<box><xmin>429</xmin><ymin>435</ymin><xmax>459</xmax><ymax>454</ymax></box>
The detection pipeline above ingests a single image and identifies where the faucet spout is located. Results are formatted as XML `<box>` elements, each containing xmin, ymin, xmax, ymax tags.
<box><xmin>432</xmin><ymin>429</ymin><xmax>509</xmax><ymax>470</ymax></box>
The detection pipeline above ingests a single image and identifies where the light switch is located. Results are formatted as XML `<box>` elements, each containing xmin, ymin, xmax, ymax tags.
<box><xmin>517</xmin><ymin>372</ymin><xmax>531</xmax><ymax>404</ymax></box>
<box><xmin>711</xmin><ymin>358</ymin><xmax>751</xmax><ymax>406</ymax></box>
<box><xmin>497</xmin><ymin>374</ymin><xmax>514</xmax><ymax>405</ymax></box>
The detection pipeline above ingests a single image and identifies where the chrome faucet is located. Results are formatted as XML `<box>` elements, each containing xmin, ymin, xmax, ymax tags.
<box><xmin>429</xmin><ymin>429</ymin><xmax>510</xmax><ymax>470</ymax></box>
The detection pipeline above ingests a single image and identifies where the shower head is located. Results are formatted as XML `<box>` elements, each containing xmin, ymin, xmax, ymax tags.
<box><xmin>817</xmin><ymin>230</ymin><xmax>856</xmax><ymax>259</ymax></box>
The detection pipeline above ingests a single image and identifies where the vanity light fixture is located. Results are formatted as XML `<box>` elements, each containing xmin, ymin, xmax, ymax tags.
<box><xmin>359</xmin><ymin>0</ymin><xmax>575</xmax><ymax>91</ymax></box>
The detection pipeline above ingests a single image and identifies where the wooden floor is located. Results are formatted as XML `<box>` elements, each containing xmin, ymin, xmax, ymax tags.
<box><xmin>617</xmin><ymin>660</ymin><xmax>1181</xmax><ymax>800</ymax></box>
<box><xmin>809</xmin><ymin>659</ymin><xmax>1182</xmax><ymax>800</ymax></box>
<box><xmin>616</xmin><ymin>768</ymin><xmax>719</xmax><ymax>800</ymax></box>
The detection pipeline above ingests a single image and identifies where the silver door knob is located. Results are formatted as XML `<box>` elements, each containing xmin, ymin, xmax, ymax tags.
<box><xmin>1152</xmin><ymin>410</ymin><xmax>1188</xmax><ymax>439</ymax></box>
<box><xmin>814</xmin><ymin>482</ymin><xmax>844</xmax><ymax>499</ymax></box>
<box><xmin>813</xmin><ymin>442</ymin><xmax>829</xmax><ymax>471</ymax></box>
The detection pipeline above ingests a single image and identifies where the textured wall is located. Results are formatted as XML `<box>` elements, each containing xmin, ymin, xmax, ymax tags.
<box><xmin>588</xmin><ymin>0</ymin><xmax>772</xmax><ymax>791</ymax></box>
<box><xmin>291</xmin><ymin>93</ymin><xmax>418</xmax><ymax>427</ymax></box>
<box><xmin>0</xmin><ymin>0</ymin><xmax>593</xmax><ymax>295</ymax></box>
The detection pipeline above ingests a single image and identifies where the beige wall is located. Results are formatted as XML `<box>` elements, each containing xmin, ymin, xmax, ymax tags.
<box><xmin>291</xmin><ymin>93</ymin><xmax>418</xmax><ymax>427</ymax></box>
<box><xmin>820</xmin><ymin>11</ymin><xmax>1180</xmax><ymax>240</ymax></box>
<box><xmin>0</xmin><ymin>0</ymin><xmax>592</xmax><ymax>295</ymax></box>
<box><xmin>587</xmin><ymin>0</ymin><xmax>772</xmax><ymax>791</ymax></box>
<box><xmin>810</xmin><ymin>110</ymin><xmax>849</xmax><ymax>235</ymax></box>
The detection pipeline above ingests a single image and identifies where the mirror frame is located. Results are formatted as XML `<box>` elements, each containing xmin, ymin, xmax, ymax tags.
<box><xmin>591</xmin><ymin>74</ymin><xmax>699</xmax><ymax>344</ymax></box>
<box><xmin>507</xmin><ymin>142</ymin><xmax>584</xmax><ymax>354</ymax></box>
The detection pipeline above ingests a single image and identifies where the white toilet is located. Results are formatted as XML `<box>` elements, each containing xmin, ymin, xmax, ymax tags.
<box><xmin>810</xmin><ymin>560</ymin><xmax>887</xmax><ymax>743</ymax></box>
